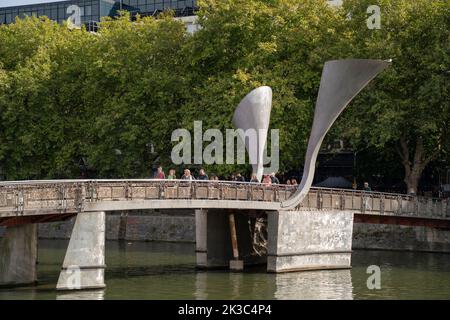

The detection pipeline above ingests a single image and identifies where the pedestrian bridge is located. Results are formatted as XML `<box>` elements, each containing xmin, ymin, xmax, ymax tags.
<box><xmin>0</xmin><ymin>179</ymin><xmax>449</xmax><ymax>226</ymax></box>
<box><xmin>1</xmin><ymin>59</ymin><xmax>448</xmax><ymax>291</ymax></box>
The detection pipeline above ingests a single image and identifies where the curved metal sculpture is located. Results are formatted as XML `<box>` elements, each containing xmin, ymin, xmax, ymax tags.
<box><xmin>232</xmin><ymin>86</ymin><xmax>273</xmax><ymax>182</ymax></box>
<box><xmin>281</xmin><ymin>59</ymin><xmax>390</xmax><ymax>210</ymax></box>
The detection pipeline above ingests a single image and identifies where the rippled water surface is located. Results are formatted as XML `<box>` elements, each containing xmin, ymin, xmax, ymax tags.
<box><xmin>1</xmin><ymin>240</ymin><xmax>449</xmax><ymax>300</ymax></box>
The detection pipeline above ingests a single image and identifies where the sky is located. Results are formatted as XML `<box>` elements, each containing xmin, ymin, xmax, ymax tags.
<box><xmin>0</xmin><ymin>0</ymin><xmax>70</xmax><ymax>8</ymax></box>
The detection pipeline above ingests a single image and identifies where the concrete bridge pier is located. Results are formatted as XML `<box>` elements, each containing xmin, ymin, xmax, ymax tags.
<box><xmin>0</xmin><ymin>224</ymin><xmax>38</xmax><ymax>286</ymax></box>
<box><xmin>267</xmin><ymin>210</ymin><xmax>354</xmax><ymax>272</ymax></box>
<box><xmin>56</xmin><ymin>211</ymin><xmax>106</xmax><ymax>290</ymax></box>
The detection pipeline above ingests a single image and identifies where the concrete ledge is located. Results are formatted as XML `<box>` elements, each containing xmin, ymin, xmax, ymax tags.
<box><xmin>229</xmin><ymin>260</ymin><xmax>244</xmax><ymax>271</ymax></box>
<box><xmin>267</xmin><ymin>252</ymin><xmax>352</xmax><ymax>273</ymax></box>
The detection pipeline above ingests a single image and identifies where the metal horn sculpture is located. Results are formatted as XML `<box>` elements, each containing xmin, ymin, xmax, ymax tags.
<box><xmin>232</xmin><ymin>86</ymin><xmax>273</xmax><ymax>182</ymax></box>
<box><xmin>281</xmin><ymin>59</ymin><xmax>390</xmax><ymax>210</ymax></box>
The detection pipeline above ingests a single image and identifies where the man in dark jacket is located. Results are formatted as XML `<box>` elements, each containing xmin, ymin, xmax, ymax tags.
<box><xmin>270</xmin><ymin>172</ymin><xmax>280</xmax><ymax>184</ymax></box>
<box><xmin>197</xmin><ymin>168</ymin><xmax>209</xmax><ymax>180</ymax></box>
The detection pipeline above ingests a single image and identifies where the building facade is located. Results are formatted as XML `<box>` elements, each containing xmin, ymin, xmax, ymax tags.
<box><xmin>0</xmin><ymin>0</ymin><xmax>197</xmax><ymax>26</ymax></box>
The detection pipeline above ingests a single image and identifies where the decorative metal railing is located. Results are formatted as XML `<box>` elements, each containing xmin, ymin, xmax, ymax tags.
<box><xmin>0</xmin><ymin>180</ymin><xmax>449</xmax><ymax>219</ymax></box>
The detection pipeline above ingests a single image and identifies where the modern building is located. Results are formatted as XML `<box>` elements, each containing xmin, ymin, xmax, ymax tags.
<box><xmin>0</xmin><ymin>0</ymin><xmax>198</xmax><ymax>28</ymax></box>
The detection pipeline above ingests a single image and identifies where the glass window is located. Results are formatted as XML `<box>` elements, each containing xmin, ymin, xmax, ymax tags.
<box><xmin>86</xmin><ymin>5</ymin><xmax>92</xmax><ymax>16</ymax></box>
<box><xmin>6</xmin><ymin>13</ymin><xmax>12</xmax><ymax>23</ymax></box>
<box><xmin>92</xmin><ymin>4</ymin><xmax>99</xmax><ymax>16</ymax></box>
<box><xmin>58</xmin><ymin>6</ymin><xmax>65</xmax><ymax>20</ymax></box>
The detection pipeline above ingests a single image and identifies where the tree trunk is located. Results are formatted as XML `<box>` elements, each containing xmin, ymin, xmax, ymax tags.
<box><xmin>397</xmin><ymin>136</ymin><xmax>438</xmax><ymax>195</ymax></box>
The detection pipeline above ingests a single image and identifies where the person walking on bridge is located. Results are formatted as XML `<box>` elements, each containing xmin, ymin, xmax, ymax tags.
<box><xmin>235</xmin><ymin>173</ymin><xmax>245</xmax><ymax>182</ymax></box>
<box><xmin>262</xmin><ymin>175</ymin><xmax>272</xmax><ymax>185</ymax></box>
<box><xmin>167</xmin><ymin>169</ymin><xmax>176</xmax><ymax>180</ymax></box>
<box><xmin>270</xmin><ymin>172</ymin><xmax>280</xmax><ymax>184</ymax></box>
<box><xmin>363</xmin><ymin>182</ymin><xmax>372</xmax><ymax>211</ymax></box>
<box><xmin>154</xmin><ymin>166</ymin><xmax>165</xmax><ymax>179</ymax></box>
<box><xmin>181</xmin><ymin>169</ymin><xmax>195</xmax><ymax>181</ymax></box>
<box><xmin>197</xmin><ymin>168</ymin><xmax>209</xmax><ymax>180</ymax></box>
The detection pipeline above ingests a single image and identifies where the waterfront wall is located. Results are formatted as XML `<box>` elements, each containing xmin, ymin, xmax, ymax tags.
<box><xmin>37</xmin><ymin>210</ymin><xmax>196</xmax><ymax>242</ymax></box>
<box><xmin>35</xmin><ymin>210</ymin><xmax>450</xmax><ymax>253</ymax></box>
<box><xmin>352</xmin><ymin>223</ymin><xmax>450</xmax><ymax>253</ymax></box>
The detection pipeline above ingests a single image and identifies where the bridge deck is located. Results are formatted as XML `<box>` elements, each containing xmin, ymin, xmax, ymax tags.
<box><xmin>0</xmin><ymin>180</ymin><xmax>449</xmax><ymax>227</ymax></box>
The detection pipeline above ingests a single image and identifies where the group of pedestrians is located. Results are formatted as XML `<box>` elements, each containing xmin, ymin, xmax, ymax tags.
<box><xmin>152</xmin><ymin>166</ymin><xmax>286</xmax><ymax>184</ymax></box>
<box><xmin>153</xmin><ymin>166</ymin><xmax>218</xmax><ymax>181</ymax></box>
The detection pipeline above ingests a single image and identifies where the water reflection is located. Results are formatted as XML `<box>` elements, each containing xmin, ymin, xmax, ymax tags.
<box><xmin>194</xmin><ymin>272</ymin><xmax>208</xmax><ymax>300</ymax></box>
<box><xmin>193</xmin><ymin>268</ymin><xmax>353</xmax><ymax>300</ymax></box>
<box><xmin>274</xmin><ymin>270</ymin><xmax>353</xmax><ymax>300</ymax></box>
<box><xmin>56</xmin><ymin>289</ymin><xmax>105</xmax><ymax>300</ymax></box>
<box><xmin>1</xmin><ymin>240</ymin><xmax>449</xmax><ymax>300</ymax></box>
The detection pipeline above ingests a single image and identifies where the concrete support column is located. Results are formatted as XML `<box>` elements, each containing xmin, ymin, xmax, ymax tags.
<box><xmin>195</xmin><ymin>209</ymin><xmax>231</xmax><ymax>268</ymax></box>
<box><xmin>57</xmin><ymin>211</ymin><xmax>106</xmax><ymax>290</ymax></box>
<box><xmin>0</xmin><ymin>224</ymin><xmax>38</xmax><ymax>286</ymax></box>
<box><xmin>267</xmin><ymin>210</ymin><xmax>354</xmax><ymax>272</ymax></box>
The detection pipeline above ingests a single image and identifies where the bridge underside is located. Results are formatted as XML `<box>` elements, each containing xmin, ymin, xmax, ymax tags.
<box><xmin>354</xmin><ymin>214</ymin><xmax>450</xmax><ymax>229</ymax></box>
<box><xmin>1</xmin><ymin>210</ymin><xmax>448</xmax><ymax>229</ymax></box>
<box><xmin>0</xmin><ymin>213</ymin><xmax>76</xmax><ymax>227</ymax></box>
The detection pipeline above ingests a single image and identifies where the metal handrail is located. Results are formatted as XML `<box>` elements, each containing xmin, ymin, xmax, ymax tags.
<box><xmin>0</xmin><ymin>179</ymin><xmax>448</xmax><ymax>219</ymax></box>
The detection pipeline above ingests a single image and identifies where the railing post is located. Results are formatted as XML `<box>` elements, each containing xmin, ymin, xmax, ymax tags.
<box><xmin>317</xmin><ymin>190</ymin><xmax>322</xmax><ymax>210</ymax></box>
<box><xmin>361</xmin><ymin>192</ymin><xmax>365</xmax><ymax>214</ymax></box>
<box><xmin>58</xmin><ymin>185</ymin><xmax>66</xmax><ymax>212</ymax></box>
<box><xmin>124</xmin><ymin>182</ymin><xmax>130</xmax><ymax>200</ymax></box>
<box><xmin>75</xmin><ymin>184</ymin><xmax>84</xmax><ymax>213</ymax></box>
<box><xmin>15</xmin><ymin>187</ymin><xmax>24</xmax><ymax>216</ymax></box>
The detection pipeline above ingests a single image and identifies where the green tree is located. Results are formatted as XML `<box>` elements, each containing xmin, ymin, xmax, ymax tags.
<box><xmin>334</xmin><ymin>0</ymin><xmax>449</xmax><ymax>193</ymax></box>
<box><xmin>181</xmin><ymin>0</ymin><xmax>343</xmax><ymax>176</ymax></box>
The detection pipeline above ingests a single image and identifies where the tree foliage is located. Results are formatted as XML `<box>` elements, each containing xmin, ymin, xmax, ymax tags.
<box><xmin>333</xmin><ymin>0</ymin><xmax>449</xmax><ymax>192</ymax></box>
<box><xmin>0</xmin><ymin>0</ymin><xmax>448</xmax><ymax>191</ymax></box>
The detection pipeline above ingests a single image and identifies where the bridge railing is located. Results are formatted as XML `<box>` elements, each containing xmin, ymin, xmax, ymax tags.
<box><xmin>304</xmin><ymin>187</ymin><xmax>450</xmax><ymax>219</ymax></box>
<box><xmin>0</xmin><ymin>180</ymin><xmax>294</xmax><ymax>215</ymax></box>
<box><xmin>0</xmin><ymin>179</ymin><xmax>449</xmax><ymax>219</ymax></box>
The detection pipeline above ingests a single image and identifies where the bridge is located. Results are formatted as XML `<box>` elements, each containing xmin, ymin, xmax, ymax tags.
<box><xmin>1</xmin><ymin>179</ymin><xmax>449</xmax><ymax>291</ymax></box>
<box><xmin>0</xmin><ymin>179</ymin><xmax>449</xmax><ymax>225</ymax></box>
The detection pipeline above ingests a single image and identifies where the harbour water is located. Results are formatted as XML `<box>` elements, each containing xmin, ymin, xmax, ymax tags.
<box><xmin>0</xmin><ymin>240</ymin><xmax>449</xmax><ymax>300</ymax></box>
